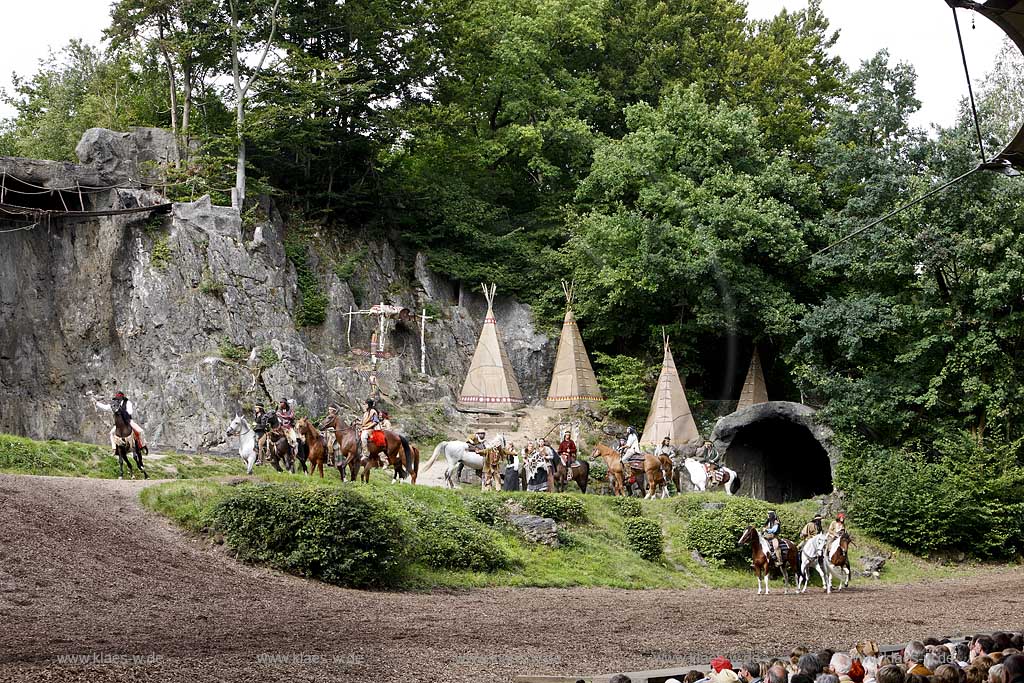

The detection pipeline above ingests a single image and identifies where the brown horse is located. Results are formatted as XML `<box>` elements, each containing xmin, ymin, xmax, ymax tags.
<box><xmin>826</xmin><ymin>531</ymin><xmax>852</xmax><ymax>592</ymax></box>
<box><xmin>266</xmin><ymin>431</ymin><xmax>295</xmax><ymax>472</ymax></box>
<box><xmin>112</xmin><ymin>406</ymin><xmax>147</xmax><ymax>480</ymax></box>
<box><xmin>737</xmin><ymin>525</ymin><xmax>801</xmax><ymax>595</ymax></box>
<box><xmin>322</xmin><ymin>416</ymin><xmax>362</xmax><ymax>481</ymax></box>
<box><xmin>295</xmin><ymin>418</ymin><xmax>328</xmax><ymax>478</ymax></box>
<box><xmin>592</xmin><ymin>443</ymin><xmax>628</xmax><ymax>496</ymax></box>
<box><xmin>553</xmin><ymin>456</ymin><xmax>590</xmax><ymax>494</ymax></box>
<box><xmin>361</xmin><ymin>429</ymin><xmax>415</xmax><ymax>484</ymax></box>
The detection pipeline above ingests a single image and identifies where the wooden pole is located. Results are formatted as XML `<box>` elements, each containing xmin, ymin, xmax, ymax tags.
<box><xmin>378</xmin><ymin>302</ymin><xmax>386</xmax><ymax>353</ymax></box>
<box><xmin>420</xmin><ymin>309</ymin><xmax>428</xmax><ymax>374</ymax></box>
<box><xmin>346</xmin><ymin>306</ymin><xmax>353</xmax><ymax>349</ymax></box>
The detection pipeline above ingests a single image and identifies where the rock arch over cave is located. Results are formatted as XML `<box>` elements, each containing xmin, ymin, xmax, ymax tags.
<box><xmin>711</xmin><ymin>401</ymin><xmax>835</xmax><ymax>503</ymax></box>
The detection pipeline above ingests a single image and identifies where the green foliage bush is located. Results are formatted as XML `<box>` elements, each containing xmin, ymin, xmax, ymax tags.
<box><xmin>837</xmin><ymin>435</ymin><xmax>1024</xmax><ymax>559</ymax></box>
<box><xmin>212</xmin><ymin>484</ymin><xmax>405</xmax><ymax>588</ymax></box>
<box><xmin>464</xmin><ymin>494</ymin><xmax>505</xmax><ymax>527</ymax></box>
<box><xmin>624</xmin><ymin>517</ymin><xmax>663</xmax><ymax>561</ymax></box>
<box><xmin>510</xmin><ymin>493</ymin><xmax>587</xmax><ymax>523</ymax></box>
<box><xmin>218</xmin><ymin>337</ymin><xmax>247</xmax><ymax>362</ymax></box>
<box><xmin>285</xmin><ymin>238</ymin><xmax>328</xmax><ymax>327</ymax></box>
<box><xmin>588</xmin><ymin>459</ymin><xmax>608</xmax><ymax>483</ymax></box>
<box><xmin>594</xmin><ymin>353</ymin><xmax>657</xmax><ymax>425</ymax></box>
<box><xmin>614</xmin><ymin>496</ymin><xmax>642</xmax><ymax>518</ymax></box>
<box><xmin>258</xmin><ymin>345</ymin><xmax>280</xmax><ymax>368</ymax></box>
<box><xmin>681</xmin><ymin>496</ymin><xmax>797</xmax><ymax>566</ymax></box>
<box><xmin>199</xmin><ymin>272</ymin><xmax>226</xmax><ymax>298</ymax></box>
<box><xmin>407</xmin><ymin>508</ymin><xmax>513</xmax><ymax>572</ymax></box>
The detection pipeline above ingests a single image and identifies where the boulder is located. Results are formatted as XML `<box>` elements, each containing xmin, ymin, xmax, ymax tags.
<box><xmin>859</xmin><ymin>553</ymin><xmax>889</xmax><ymax>578</ymax></box>
<box><xmin>75</xmin><ymin>128</ymin><xmax>139</xmax><ymax>187</ymax></box>
<box><xmin>507</xmin><ymin>513</ymin><xmax>560</xmax><ymax>547</ymax></box>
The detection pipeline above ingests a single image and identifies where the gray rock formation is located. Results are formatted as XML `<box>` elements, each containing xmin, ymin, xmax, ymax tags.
<box><xmin>711</xmin><ymin>401</ymin><xmax>837</xmax><ymax>465</ymax></box>
<box><xmin>0</xmin><ymin>128</ymin><xmax>556</xmax><ymax>450</ymax></box>
<box><xmin>506</xmin><ymin>513</ymin><xmax>560</xmax><ymax>547</ymax></box>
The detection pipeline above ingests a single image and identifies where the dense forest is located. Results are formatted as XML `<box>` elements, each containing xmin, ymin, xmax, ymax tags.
<box><xmin>3</xmin><ymin>0</ymin><xmax>1023</xmax><ymax>554</ymax></box>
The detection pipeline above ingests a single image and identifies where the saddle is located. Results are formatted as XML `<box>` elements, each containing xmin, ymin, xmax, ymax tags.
<box><xmin>369</xmin><ymin>429</ymin><xmax>387</xmax><ymax>448</ymax></box>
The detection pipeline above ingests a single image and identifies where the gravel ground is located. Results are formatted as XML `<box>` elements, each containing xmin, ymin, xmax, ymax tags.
<box><xmin>0</xmin><ymin>473</ymin><xmax>1022</xmax><ymax>683</ymax></box>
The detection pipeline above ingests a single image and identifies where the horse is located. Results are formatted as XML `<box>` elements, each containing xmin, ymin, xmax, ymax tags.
<box><xmin>553</xmin><ymin>455</ymin><xmax>590</xmax><ymax>494</ymax></box>
<box><xmin>423</xmin><ymin>435</ymin><xmax>508</xmax><ymax>488</ymax></box>
<box><xmin>797</xmin><ymin>533</ymin><xmax>829</xmax><ymax>593</ymax></box>
<box><xmin>681</xmin><ymin>458</ymin><xmax>741</xmax><ymax>495</ymax></box>
<box><xmin>825</xmin><ymin>531</ymin><xmax>853</xmax><ymax>592</ymax></box>
<box><xmin>111</xmin><ymin>404</ymin><xmax>148</xmax><ymax>480</ymax></box>
<box><xmin>295</xmin><ymin>418</ymin><xmax>328</xmax><ymax>478</ymax></box>
<box><xmin>266</xmin><ymin>431</ymin><xmax>295</xmax><ymax>473</ymax></box>
<box><xmin>322</xmin><ymin>418</ymin><xmax>362</xmax><ymax>482</ymax></box>
<box><xmin>591</xmin><ymin>442</ymin><xmax>628</xmax><ymax>496</ymax></box>
<box><xmin>226</xmin><ymin>415</ymin><xmax>258</xmax><ymax>475</ymax></box>
<box><xmin>737</xmin><ymin>525</ymin><xmax>801</xmax><ymax>595</ymax></box>
<box><xmin>361</xmin><ymin>429</ymin><xmax>414</xmax><ymax>484</ymax></box>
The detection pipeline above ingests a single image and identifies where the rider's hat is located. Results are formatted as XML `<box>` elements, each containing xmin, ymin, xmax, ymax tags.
<box><xmin>813</xmin><ymin>513</ymin><xmax>823</xmax><ymax>519</ymax></box>
<box><xmin>365</xmin><ymin>397</ymin><xmax>375</xmax><ymax>407</ymax></box>
<box><xmin>114</xmin><ymin>391</ymin><xmax>126</xmax><ymax>398</ymax></box>
<box><xmin>767</xmin><ymin>509</ymin><xmax>777</xmax><ymax>516</ymax></box>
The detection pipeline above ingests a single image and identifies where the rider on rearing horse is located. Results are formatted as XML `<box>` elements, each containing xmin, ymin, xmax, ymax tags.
<box><xmin>764</xmin><ymin>510</ymin><xmax>782</xmax><ymax>562</ymax></box>
<box><xmin>90</xmin><ymin>390</ymin><xmax>148</xmax><ymax>456</ymax></box>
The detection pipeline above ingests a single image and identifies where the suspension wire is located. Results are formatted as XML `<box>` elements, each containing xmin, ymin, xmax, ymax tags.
<box><xmin>952</xmin><ymin>5</ymin><xmax>988</xmax><ymax>163</ymax></box>
<box><xmin>807</xmin><ymin>165</ymin><xmax>983</xmax><ymax>261</ymax></box>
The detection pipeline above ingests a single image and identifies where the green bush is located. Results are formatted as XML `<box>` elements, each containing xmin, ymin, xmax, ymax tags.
<box><xmin>594</xmin><ymin>353</ymin><xmax>658</xmax><ymax>424</ymax></box>
<box><xmin>464</xmin><ymin>494</ymin><xmax>505</xmax><ymax>527</ymax></box>
<box><xmin>212</xmin><ymin>484</ymin><xmax>405</xmax><ymax>588</ymax></box>
<box><xmin>615</xmin><ymin>496</ymin><xmax>642</xmax><ymax>518</ymax></box>
<box><xmin>218</xmin><ymin>337</ymin><xmax>247</xmax><ymax>362</ymax></box>
<box><xmin>199</xmin><ymin>271</ymin><xmax>226</xmax><ymax>297</ymax></box>
<box><xmin>285</xmin><ymin>237</ymin><xmax>328</xmax><ymax>327</ymax></box>
<box><xmin>510</xmin><ymin>493</ymin><xmax>587</xmax><ymax>523</ymax></box>
<box><xmin>681</xmin><ymin>496</ymin><xmax>796</xmax><ymax>566</ymax></box>
<box><xmin>408</xmin><ymin>508</ymin><xmax>513</xmax><ymax>572</ymax></box>
<box><xmin>624</xmin><ymin>517</ymin><xmax>663</xmax><ymax>561</ymax></box>
<box><xmin>150</xmin><ymin>235</ymin><xmax>173</xmax><ymax>271</ymax></box>
<box><xmin>837</xmin><ymin>435</ymin><xmax>1024</xmax><ymax>559</ymax></box>
<box><xmin>588</xmin><ymin>459</ymin><xmax>608</xmax><ymax>483</ymax></box>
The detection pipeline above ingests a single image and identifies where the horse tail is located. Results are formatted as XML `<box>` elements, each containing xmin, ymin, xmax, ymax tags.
<box><xmin>423</xmin><ymin>442</ymin><xmax>446</xmax><ymax>472</ymax></box>
<box><xmin>398</xmin><ymin>435</ymin><xmax>412</xmax><ymax>478</ymax></box>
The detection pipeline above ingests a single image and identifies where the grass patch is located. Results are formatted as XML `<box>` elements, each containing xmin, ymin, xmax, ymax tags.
<box><xmin>0</xmin><ymin>433</ymin><xmax>246</xmax><ymax>480</ymax></box>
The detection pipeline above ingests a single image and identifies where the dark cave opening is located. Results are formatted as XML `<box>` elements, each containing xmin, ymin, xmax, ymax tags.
<box><xmin>723</xmin><ymin>416</ymin><xmax>833</xmax><ymax>503</ymax></box>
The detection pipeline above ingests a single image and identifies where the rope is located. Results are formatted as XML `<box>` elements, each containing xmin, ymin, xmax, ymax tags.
<box><xmin>807</xmin><ymin>165</ymin><xmax>983</xmax><ymax>261</ymax></box>
<box><xmin>0</xmin><ymin>200</ymin><xmax>172</xmax><ymax>219</ymax></box>
<box><xmin>0</xmin><ymin>222</ymin><xmax>38</xmax><ymax>234</ymax></box>
<box><xmin>952</xmin><ymin>6</ymin><xmax>988</xmax><ymax>163</ymax></box>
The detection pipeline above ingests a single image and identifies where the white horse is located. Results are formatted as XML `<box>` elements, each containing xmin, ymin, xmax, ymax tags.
<box><xmin>423</xmin><ymin>435</ymin><xmax>508</xmax><ymax>488</ymax></box>
<box><xmin>226</xmin><ymin>415</ymin><xmax>258</xmax><ymax>475</ymax></box>
<box><xmin>681</xmin><ymin>458</ymin><xmax>740</xmax><ymax>495</ymax></box>
<box><xmin>797</xmin><ymin>533</ymin><xmax>829</xmax><ymax>593</ymax></box>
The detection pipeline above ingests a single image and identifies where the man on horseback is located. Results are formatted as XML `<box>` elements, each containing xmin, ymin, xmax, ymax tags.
<box><xmin>656</xmin><ymin>436</ymin><xmax>674</xmax><ymax>459</ymax></box>
<box><xmin>466</xmin><ymin>429</ymin><xmax>486</xmax><ymax>452</ymax></box>
<box><xmin>764</xmin><ymin>510</ymin><xmax>782</xmax><ymax>563</ymax></box>
<box><xmin>89</xmin><ymin>390</ymin><xmax>148</xmax><ymax>456</ymax></box>
<box><xmin>253</xmin><ymin>403</ymin><xmax>270</xmax><ymax>464</ymax></box>
<box><xmin>558</xmin><ymin>430</ymin><xmax>577</xmax><ymax>469</ymax></box>
<box><xmin>698</xmin><ymin>439</ymin><xmax>721</xmax><ymax>466</ymax></box>
<box><xmin>797</xmin><ymin>513</ymin><xmax>824</xmax><ymax>550</ymax></box>
<box><xmin>621</xmin><ymin>426</ymin><xmax>640</xmax><ymax>465</ymax></box>
<box><xmin>380</xmin><ymin>411</ymin><xmax>393</xmax><ymax>431</ymax></box>
<box><xmin>359</xmin><ymin>398</ymin><xmax>381</xmax><ymax>454</ymax></box>
<box><xmin>318</xmin><ymin>405</ymin><xmax>340</xmax><ymax>466</ymax></box>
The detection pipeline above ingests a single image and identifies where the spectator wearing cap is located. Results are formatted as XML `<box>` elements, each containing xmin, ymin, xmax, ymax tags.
<box><xmin>905</xmin><ymin>642</ymin><xmax>931</xmax><ymax>676</ymax></box>
<box><xmin>832</xmin><ymin>653</ymin><xmax>854</xmax><ymax>683</ymax></box>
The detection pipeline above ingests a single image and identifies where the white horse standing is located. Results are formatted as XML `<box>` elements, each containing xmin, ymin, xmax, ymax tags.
<box><xmin>797</xmin><ymin>533</ymin><xmax>829</xmax><ymax>593</ymax></box>
<box><xmin>681</xmin><ymin>458</ymin><xmax>740</xmax><ymax>495</ymax></box>
<box><xmin>423</xmin><ymin>435</ymin><xmax>507</xmax><ymax>488</ymax></box>
<box><xmin>226</xmin><ymin>415</ymin><xmax>258</xmax><ymax>475</ymax></box>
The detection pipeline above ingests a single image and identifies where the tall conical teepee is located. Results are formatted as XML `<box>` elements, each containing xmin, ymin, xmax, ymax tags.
<box><xmin>458</xmin><ymin>283</ymin><xmax>525</xmax><ymax>411</ymax></box>
<box><xmin>641</xmin><ymin>332</ymin><xmax>701</xmax><ymax>446</ymax></box>
<box><xmin>546</xmin><ymin>281</ymin><xmax>603</xmax><ymax>409</ymax></box>
<box><xmin>736</xmin><ymin>349</ymin><xmax>769</xmax><ymax>412</ymax></box>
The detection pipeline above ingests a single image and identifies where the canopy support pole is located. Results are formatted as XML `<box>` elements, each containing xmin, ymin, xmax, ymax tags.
<box><xmin>951</xmin><ymin>5</ymin><xmax>988</xmax><ymax>163</ymax></box>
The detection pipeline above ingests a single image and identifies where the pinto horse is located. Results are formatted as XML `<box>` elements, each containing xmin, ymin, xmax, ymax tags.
<box><xmin>112</xmin><ymin>405</ymin><xmax>147</xmax><ymax>480</ymax></box>
<box><xmin>737</xmin><ymin>525</ymin><xmax>801</xmax><ymax>595</ymax></box>
<box><xmin>295</xmin><ymin>418</ymin><xmax>329</xmax><ymax>478</ymax></box>
<box><xmin>592</xmin><ymin>443</ymin><xmax>628</xmax><ymax>496</ymax></box>
<box><xmin>825</xmin><ymin>531</ymin><xmax>853</xmax><ymax>592</ymax></box>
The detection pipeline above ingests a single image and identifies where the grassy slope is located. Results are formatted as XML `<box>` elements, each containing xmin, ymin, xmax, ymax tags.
<box><xmin>0</xmin><ymin>433</ymin><xmax>246</xmax><ymax>480</ymax></box>
<box><xmin>140</xmin><ymin>468</ymin><xmax>972</xmax><ymax>590</ymax></box>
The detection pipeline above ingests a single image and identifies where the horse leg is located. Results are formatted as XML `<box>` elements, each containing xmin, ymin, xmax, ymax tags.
<box><xmin>117</xmin><ymin>448</ymin><xmax>125</xmax><ymax>480</ymax></box>
<box><xmin>756</xmin><ymin>565</ymin><xmax>763</xmax><ymax>595</ymax></box>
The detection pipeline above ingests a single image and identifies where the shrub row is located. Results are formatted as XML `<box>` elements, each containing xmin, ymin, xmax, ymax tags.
<box><xmin>679</xmin><ymin>496</ymin><xmax>800</xmax><ymax>566</ymax></box>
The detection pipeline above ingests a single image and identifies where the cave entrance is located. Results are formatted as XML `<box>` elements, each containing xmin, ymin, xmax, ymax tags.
<box><xmin>723</xmin><ymin>416</ymin><xmax>832</xmax><ymax>503</ymax></box>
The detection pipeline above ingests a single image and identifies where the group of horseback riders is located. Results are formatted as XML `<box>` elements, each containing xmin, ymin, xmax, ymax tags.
<box><xmin>762</xmin><ymin>509</ymin><xmax>848</xmax><ymax>563</ymax></box>
<box><xmin>463</xmin><ymin>428</ymin><xmax>582</xmax><ymax>491</ymax></box>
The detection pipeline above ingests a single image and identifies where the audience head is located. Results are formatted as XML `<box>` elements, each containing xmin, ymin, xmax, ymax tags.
<box><xmin>905</xmin><ymin>642</ymin><xmax>927</xmax><ymax>666</ymax></box>
<box><xmin>831</xmin><ymin>653</ymin><xmax>853</xmax><ymax>676</ymax></box>
<box><xmin>800</xmin><ymin>654</ymin><xmax>824</xmax><ymax>678</ymax></box>
<box><xmin>768</xmin><ymin>664</ymin><xmax>788</xmax><ymax>683</ymax></box>
<box><xmin>818</xmin><ymin>675</ymin><xmax>840</xmax><ymax>683</ymax></box>
<box><xmin>740</xmin><ymin>661</ymin><xmax>762</xmax><ymax>682</ymax></box>
<box><xmin>684</xmin><ymin>671</ymin><xmax>705</xmax><ymax>683</ymax></box>
<box><xmin>878</xmin><ymin>664</ymin><xmax>907</xmax><ymax>683</ymax></box>
<box><xmin>863</xmin><ymin>657</ymin><xmax>880</xmax><ymax>680</ymax></box>
<box><xmin>1003</xmin><ymin>654</ymin><xmax>1024</xmax><ymax>683</ymax></box>
<box><xmin>989</xmin><ymin>664</ymin><xmax>1005</xmax><ymax>683</ymax></box>
<box><xmin>934</xmin><ymin>664</ymin><xmax>962</xmax><ymax>683</ymax></box>
<box><xmin>975</xmin><ymin>637</ymin><xmax>997</xmax><ymax>660</ymax></box>
<box><xmin>925</xmin><ymin>652</ymin><xmax>945</xmax><ymax>672</ymax></box>
<box><xmin>609</xmin><ymin>676</ymin><xmax>632</xmax><ymax>683</ymax></box>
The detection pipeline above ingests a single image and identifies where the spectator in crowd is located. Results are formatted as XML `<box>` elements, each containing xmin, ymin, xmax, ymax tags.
<box><xmin>818</xmin><ymin>674</ymin><xmax>840</xmax><ymax>683</ymax></box>
<box><xmin>925</xmin><ymin>652</ymin><xmax>946</xmax><ymax>673</ymax></box>
<box><xmin>609</xmin><ymin>675</ymin><xmax>631</xmax><ymax>683</ymax></box>
<box><xmin>791</xmin><ymin>674</ymin><xmax>813</xmax><ymax>683</ymax></box>
<box><xmin>975</xmin><ymin>656</ymin><xmax>997</xmax><ymax>682</ymax></box>
<box><xmin>1003</xmin><ymin>654</ymin><xmax>1024</xmax><ymax>683</ymax></box>
<box><xmin>974</xmin><ymin>638</ymin><xmax>997</xmax><ymax>662</ymax></box>
<box><xmin>989</xmin><ymin>664</ymin><xmax>1005</xmax><ymax>683</ymax></box>
<box><xmin>967</xmin><ymin>667</ymin><xmax>987</xmax><ymax>683</ymax></box>
<box><xmin>800</xmin><ymin>654</ymin><xmax>825</xmax><ymax>679</ymax></box>
<box><xmin>862</xmin><ymin>656</ymin><xmax>879</xmax><ymax>683</ymax></box>
<box><xmin>878</xmin><ymin>664</ymin><xmax>908</xmax><ymax>683</ymax></box>
<box><xmin>740</xmin><ymin>660</ymin><xmax>763</xmax><ymax>683</ymax></box>
<box><xmin>906</xmin><ymin>642</ymin><xmax>932</xmax><ymax>676</ymax></box>
<box><xmin>820</xmin><ymin>652</ymin><xmax>837</xmax><ymax>672</ymax></box>
<box><xmin>791</xmin><ymin>648</ymin><xmax>810</xmax><ymax>674</ymax></box>
<box><xmin>933</xmin><ymin>664</ymin><xmax>962</xmax><ymax>683</ymax></box>
<box><xmin>684</xmin><ymin>671</ymin><xmax>705</xmax><ymax>683</ymax></box>
<box><xmin>832</xmin><ymin>653</ymin><xmax>854</xmax><ymax>683</ymax></box>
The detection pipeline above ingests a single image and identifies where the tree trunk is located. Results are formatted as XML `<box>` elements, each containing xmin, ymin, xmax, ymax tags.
<box><xmin>181</xmin><ymin>55</ymin><xmax>192</xmax><ymax>163</ymax></box>
<box><xmin>158</xmin><ymin>22</ymin><xmax>180</xmax><ymax>167</ymax></box>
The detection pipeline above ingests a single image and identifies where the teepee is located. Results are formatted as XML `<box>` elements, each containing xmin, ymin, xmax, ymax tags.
<box><xmin>736</xmin><ymin>349</ymin><xmax>769</xmax><ymax>412</ymax></box>
<box><xmin>457</xmin><ymin>283</ymin><xmax>525</xmax><ymax>411</ymax></box>
<box><xmin>641</xmin><ymin>332</ymin><xmax>701</xmax><ymax>447</ymax></box>
<box><xmin>546</xmin><ymin>281</ymin><xmax>603</xmax><ymax>409</ymax></box>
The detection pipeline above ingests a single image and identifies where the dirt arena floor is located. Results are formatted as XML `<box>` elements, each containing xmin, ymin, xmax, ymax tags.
<box><xmin>1</xmin><ymin>473</ymin><xmax>1022</xmax><ymax>683</ymax></box>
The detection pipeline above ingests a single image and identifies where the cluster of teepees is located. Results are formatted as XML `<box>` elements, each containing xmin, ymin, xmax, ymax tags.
<box><xmin>545</xmin><ymin>281</ymin><xmax>602</xmax><ymax>409</ymax></box>
<box><xmin>457</xmin><ymin>283</ymin><xmax>525</xmax><ymax>411</ymax></box>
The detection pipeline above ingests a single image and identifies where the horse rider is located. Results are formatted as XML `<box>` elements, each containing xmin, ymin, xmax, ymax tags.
<box><xmin>797</xmin><ymin>513</ymin><xmax>824</xmax><ymax>550</ymax></box>
<box><xmin>380</xmin><ymin>411</ymin><xmax>393</xmax><ymax>431</ymax></box>
<box><xmin>253</xmin><ymin>403</ymin><xmax>269</xmax><ymax>464</ymax></box>
<box><xmin>621</xmin><ymin>426</ymin><xmax>641</xmax><ymax>465</ymax></box>
<box><xmin>698</xmin><ymin>438</ymin><xmax>721</xmax><ymax>466</ymax></box>
<box><xmin>88</xmin><ymin>390</ymin><xmax>148</xmax><ymax>456</ymax></box>
<box><xmin>764</xmin><ymin>510</ymin><xmax>782</xmax><ymax>563</ymax></box>
<box><xmin>317</xmin><ymin>405</ymin><xmax>340</xmax><ymax>466</ymax></box>
<box><xmin>466</xmin><ymin>429</ymin><xmax>487</xmax><ymax>452</ymax></box>
<box><xmin>359</xmin><ymin>398</ymin><xmax>381</xmax><ymax>454</ymax></box>
<box><xmin>826</xmin><ymin>512</ymin><xmax>847</xmax><ymax>550</ymax></box>
<box><xmin>558</xmin><ymin>430</ymin><xmax>577</xmax><ymax>469</ymax></box>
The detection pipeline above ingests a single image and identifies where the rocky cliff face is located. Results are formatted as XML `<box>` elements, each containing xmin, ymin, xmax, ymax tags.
<box><xmin>0</xmin><ymin>128</ymin><xmax>555</xmax><ymax>450</ymax></box>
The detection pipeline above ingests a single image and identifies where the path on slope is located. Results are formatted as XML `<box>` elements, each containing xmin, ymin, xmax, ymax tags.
<box><xmin>1</xmin><ymin>473</ymin><xmax>1022</xmax><ymax>683</ymax></box>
